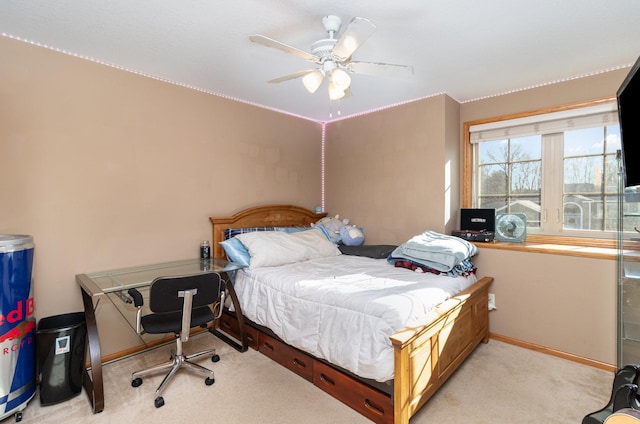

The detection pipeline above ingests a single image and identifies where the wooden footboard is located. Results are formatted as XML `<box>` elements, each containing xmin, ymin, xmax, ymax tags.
<box><xmin>210</xmin><ymin>204</ymin><xmax>493</xmax><ymax>423</ymax></box>
<box><xmin>391</xmin><ymin>276</ymin><xmax>493</xmax><ymax>424</ymax></box>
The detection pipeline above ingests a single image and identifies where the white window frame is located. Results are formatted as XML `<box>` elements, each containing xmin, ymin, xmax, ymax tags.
<box><xmin>464</xmin><ymin>98</ymin><xmax>619</xmax><ymax>241</ymax></box>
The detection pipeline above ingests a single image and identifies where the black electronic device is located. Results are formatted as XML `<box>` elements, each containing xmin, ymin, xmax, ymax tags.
<box><xmin>618</xmin><ymin>54</ymin><xmax>640</xmax><ymax>188</ymax></box>
<box><xmin>452</xmin><ymin>208</ymin><xmax>496</xmax><ymax>242</ymax></box>
<box><xmin>452</xmin><ymin>229</ymin><xmax>495</xmax><ymax>242</ymax></box>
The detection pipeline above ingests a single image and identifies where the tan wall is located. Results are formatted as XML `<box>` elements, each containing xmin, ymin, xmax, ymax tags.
<box><xmin>473</xmin><ymin>249</ymin><xmax>616</xmax><ymax>364</ymax></box>
<box><xmin>460</xmin><ymin>68</ymin><xmax>628</xmax><ymax>120</ymax></box>
<box><xmin>324</xmin><ymin>94</ymin><xmax>460</xmax><ymax>244</ymax></box>
<box><xmin>0</xmin><ymin>37</ymin><xmax>322</xmax><ymax>356</ymax></box>
<box><xmin>461</xmin><ymin>70</ymin><xmax>631</xmax><ymax>366</ymax></box>
<box><xmin>325</xmin><ymin>70</ymin><xmax>629</xmax><ymax>366</ymax></box>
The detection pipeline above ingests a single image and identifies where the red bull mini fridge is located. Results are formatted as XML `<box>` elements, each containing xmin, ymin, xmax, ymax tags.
<box><xmin>0</xmin><ymin>235</ymin><xmax>36</xmax><ymax>422</ymax></box>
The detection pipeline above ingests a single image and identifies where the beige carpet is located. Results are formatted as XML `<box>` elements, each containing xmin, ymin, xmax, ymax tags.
<box><xmin>14</xmin><ymin>334</ymin><xmax>614</xmax><ymax>424</ymax></box>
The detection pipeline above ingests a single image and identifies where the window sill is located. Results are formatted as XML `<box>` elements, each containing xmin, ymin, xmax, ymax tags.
<box><xmin>473</xmin><ymin>235</ymin><xmax>621</xmax><ymax>260</ymax></box>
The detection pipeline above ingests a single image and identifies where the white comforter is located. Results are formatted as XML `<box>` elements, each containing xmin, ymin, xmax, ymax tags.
<box><xmin>233</xmin><ymin>255</ymin><xmax>477</xmax><ymax>382</ymax></box>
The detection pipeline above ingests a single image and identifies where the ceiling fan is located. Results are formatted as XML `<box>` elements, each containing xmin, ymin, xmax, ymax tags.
<box><xmin>249</xmin><ymin>15</ymin><xmax>413</xmax><ymax>100</ymax></box>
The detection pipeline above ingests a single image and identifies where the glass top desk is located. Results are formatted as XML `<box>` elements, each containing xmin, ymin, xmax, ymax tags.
<box><xmin>76</xmin><ymin>258</ymin><xmax>248</xmax><ymax>414</ymax></box>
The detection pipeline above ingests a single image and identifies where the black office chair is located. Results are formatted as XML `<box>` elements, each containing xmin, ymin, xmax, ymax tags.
<box><xmin>127</xmin><ymin>272</ymin><xmax>225</xmax><ymax>408</ymax></box>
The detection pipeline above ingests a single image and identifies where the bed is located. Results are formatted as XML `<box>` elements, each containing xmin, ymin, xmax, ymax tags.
<box><xmin>210</xmin><ymin>204</ymin><xmax>493</xmax><ymax>424</ymax></box>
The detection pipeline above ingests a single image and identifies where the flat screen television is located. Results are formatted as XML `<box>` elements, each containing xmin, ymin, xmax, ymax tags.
<box><xmin>618</xmin><ymin>54</ymin><xmax>640</xmax><ymax>188</ymax></box>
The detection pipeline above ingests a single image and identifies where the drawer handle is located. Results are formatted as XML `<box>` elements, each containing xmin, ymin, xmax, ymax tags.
<box><xmin>292</xmin><ymin>358</ymin><xmax>307</xmax><ymax>369</ymax></box>
<box><xmin>263</xmin><ymin>341</ymin><xmax>274</xmax><ymax>352</ymax></box>
<box><xmin>364</xmin><ymin>399</ymin><xmax>385</xmax><ymax>417</ymax></box>
<box><xmin>319</xmin><ymin>373</ymin><xmax>335</xmax><ymax>387</ymax></box>
<box><xmin>221</xmin><ymin>321</ymin><xmax>232</xmax><ymax>330</ymax></box>
<box><xmin>247</xmin><ymin>334</ymin><xmax>255</xmax><ymax>343</ymax></box>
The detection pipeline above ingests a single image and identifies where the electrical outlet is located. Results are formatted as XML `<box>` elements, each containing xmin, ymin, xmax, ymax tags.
<box><xmin>488</xmin><ymin>293</ymin><xmax>496</xmax><ymax>310</ymax></box>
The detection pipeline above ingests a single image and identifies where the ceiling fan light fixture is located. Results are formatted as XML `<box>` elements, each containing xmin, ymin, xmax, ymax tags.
<box><xmin>302</xmin><ymin>70</ymin><xmax>325</xmax><ymax>93</ymax></box>
<box><xmin>251</xmin><ymin>14</ymin><xmax>412</xmax><ymax>106</ymax></box>
<box><xmin>329</xmin><ymin>68</ymin><xmax>351</xmax><ymax>91</ymax></box>
<box><xmin>328</xmin><ymin>80</ymin><xmax>346</xmax><ymax>100</ymax></box>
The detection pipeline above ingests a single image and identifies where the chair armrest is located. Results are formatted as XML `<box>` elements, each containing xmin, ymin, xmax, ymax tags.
<box><xmin>127</xmin><ymin>288</ymin><xmax>144</xmax><ymax>335</ymax></box>
<box><xmin>128</xmin><ymin>288</ymin><xmax>144</xmax><ymax>307</ymax></box>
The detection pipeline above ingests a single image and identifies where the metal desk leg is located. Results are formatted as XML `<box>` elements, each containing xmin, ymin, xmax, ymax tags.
<box><xmin>210</xmin><ymin>271</ymin><xmax>248</xmax><ymax>352</ymax></box>
<box><xmin>80</xmin><ymin>287</ymin><xmax>104</xmax><ymax>413</ymax></box>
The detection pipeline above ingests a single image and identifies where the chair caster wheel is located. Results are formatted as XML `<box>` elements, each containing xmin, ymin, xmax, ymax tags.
<box><xmin>15</xmin><ymin>411</ymin><xmax>23</xmax><ymax>422</ymax></box>
<box><xmin>131</xmin><ymin>377</ymin><xmax>143</xmax><ymax>387</ymax></box>
<box><xmin>205</xmin><ymin>377</ymin><xmax>215</xmax><ymax>385</ymax></box>
<box><xmin>211</xmin><ymin>354</ymin><xmax>220</xmax><ymax>362</ymax></box>
<box><xmin>154</xmin><ymin>396</ymin><xmax>165</xmax><ymax>408</ymax></box>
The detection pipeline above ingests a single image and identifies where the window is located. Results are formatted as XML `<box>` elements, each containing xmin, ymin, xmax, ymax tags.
<box><xmin>561</xmin><ymin>126</ymin><xmax>620</xmax><ymax>233</ymax></box>
<box><xmin>465</xmin><ymin>99</ymin><xmax>632</xmax><ymax>241</ymax></box>
<box><xmin>476</xmin><ymin>135</ymin><xmax>542</xmax><ymax>228</ymax></box>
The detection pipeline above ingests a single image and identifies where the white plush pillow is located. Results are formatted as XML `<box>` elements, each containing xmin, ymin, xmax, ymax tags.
<box><xmin>236</xmin><ymin>228</ymin><xmax>341</xmax><ymax>269</ymax></box>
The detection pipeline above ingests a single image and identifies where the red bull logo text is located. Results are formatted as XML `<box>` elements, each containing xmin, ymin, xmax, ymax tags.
<box><xmin>0</xmin><ymin>299</ymin><xmax>35</xmax><ymax>327</ymax></box>
<box><xmin>0</xmin><ymin>298</ymin><xmax>35</xmax><ymax>354</ymax></box>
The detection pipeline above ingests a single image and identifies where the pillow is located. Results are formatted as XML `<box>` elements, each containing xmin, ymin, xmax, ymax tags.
<box><xmin>223</xmin><ymin>226</ymin><xmax>331</xmax><ymax>240</ymax></box>
<box><xmin>220</xmin><ymin>226</ymin><xmax>333</xmax><ymax>266</ymax></box>
<box><xmin>275</xmin><ymin>226</ymin><xmax>313</xmax><ymax>233</ymax></box>
<box><xmin>224</xmin><ymin>227</ymin><xmax>276</xmax><ymax>240</ymax></box>
<box><xmin>220</xmin><ymin>227</ymin><xmax>279</xmax><ymax>265</ymax></box>
<box><xmin>219</xmin><ymin>237</ymin><xmax>251</xmax><ymax>266</ymax></box>
<box><xmin>236</xmin><ymin>228</ymin><xmax>341</xmax><ymax>269</ymax></box>
<box><xmin>274</xmin><ymin>226</ymin><xmax>333</xmax><ymax>242</ymax></box>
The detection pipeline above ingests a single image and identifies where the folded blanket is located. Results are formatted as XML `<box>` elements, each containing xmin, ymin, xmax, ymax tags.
<box><xmin>388</xmin><ymin>230</ymin><xmax>478</xmax><ymax>272</ymax></box>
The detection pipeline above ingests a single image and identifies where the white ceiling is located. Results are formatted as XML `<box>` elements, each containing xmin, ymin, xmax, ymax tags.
<box><xmin>2</xmin><ymin>0</ymin><xmax>639</xmax><ymax>122</ymax></box>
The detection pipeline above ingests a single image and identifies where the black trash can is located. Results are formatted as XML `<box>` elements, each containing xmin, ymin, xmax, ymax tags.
<box><xmin>36</xmin><ymin>312</ymin><xmax>87</xmax><ymax>405</ymax></box>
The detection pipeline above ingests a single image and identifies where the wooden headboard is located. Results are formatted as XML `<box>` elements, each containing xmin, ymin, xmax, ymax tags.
<box><xmin>209</xmin><ymin>204</ymin><xmax>327</xmax><ymax>259</ymax></box>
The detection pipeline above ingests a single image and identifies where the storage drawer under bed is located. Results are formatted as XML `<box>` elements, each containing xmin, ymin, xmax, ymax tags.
<box><xmin>258</xmin><ymin>332</ymin><xmax>314</xmax><ymax>382</ymax></box>
<box><xmin>217</xmin><ymin>310</ymin><xmax>259</xmax><ymax>350</ymax></box>
<box><xmin>314</xmin><ymin>361</ymin><xmax>393</xmax><ymax>424</ymax></box>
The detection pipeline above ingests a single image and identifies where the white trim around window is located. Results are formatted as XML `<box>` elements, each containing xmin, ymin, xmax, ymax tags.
<box><xmin>463</xmin><ymin>97</ymin><xmax>622</xmax><ymax>252</ymax></box>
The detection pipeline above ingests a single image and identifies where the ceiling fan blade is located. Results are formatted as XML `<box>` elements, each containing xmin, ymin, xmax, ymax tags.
<box><xmin>347</xmin><ymin>61</ymin><xmax>414</xmax><ymax>79</ymax></box>
<box><xmin>331</xmin><ymin>17</ymin><xmax>376</xmax><ymax>62</ymax></box>
<box><xmin>249</xmin><ymin>34</ymin><xmax>320</xmax><ymax>64</ymax></box>
<box><xmin>267</xmin><ymin>69</ymin><xmax>318</xmax><ymax>84</ymax></box>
